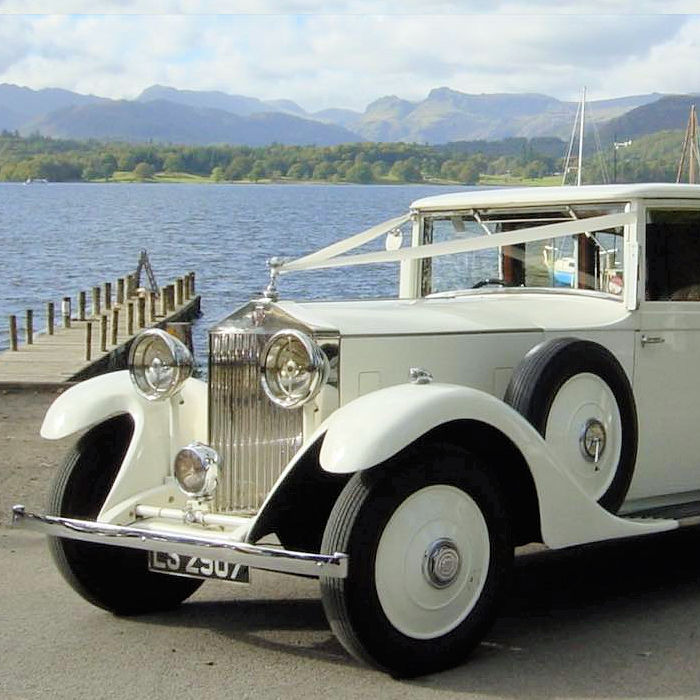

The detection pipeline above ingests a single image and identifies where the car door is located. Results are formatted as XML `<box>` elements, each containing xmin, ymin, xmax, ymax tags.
<box><xmin>630</xmin><ymin>207</ymin><xmax>700</xmax><ymax>501</ymax></box>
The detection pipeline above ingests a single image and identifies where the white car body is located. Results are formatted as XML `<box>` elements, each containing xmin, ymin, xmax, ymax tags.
<box><xmin>15</xmin><ymin>183</ymin><xmax>700</xmax><ymax>675</ymax></box>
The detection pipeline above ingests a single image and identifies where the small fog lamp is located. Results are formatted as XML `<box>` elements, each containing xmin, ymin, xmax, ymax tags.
<box><xmin>129</xmin><ymin>328</ymin><xmax>193</xmax><ymax>401</ymax></box>
<box><xmin>174</xmin><ymin>442</ymin><xmax>219</xmax><ymax>499</ymax></box>
<box><xmin>261</xmin><ymin>329</ymin><xmax>329</xmax><ymax>408</ymax></box>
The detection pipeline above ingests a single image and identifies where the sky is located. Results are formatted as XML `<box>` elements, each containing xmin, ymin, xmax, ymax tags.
<box><xmin>0</xmin><ymin>1</ymin><xmax>699</xmax><ymax>112</ymax></box>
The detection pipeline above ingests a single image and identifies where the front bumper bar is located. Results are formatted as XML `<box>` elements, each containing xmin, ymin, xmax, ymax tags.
<box><xmin>12</xmin><ymin>505</ymin><xmax>348</xmax><ymax>579</ymax></box>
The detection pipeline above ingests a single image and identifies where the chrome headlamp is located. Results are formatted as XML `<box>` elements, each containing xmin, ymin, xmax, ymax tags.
<box><xmin>261</xmin><ymin>329</ymin><xmax>329</xmax><ymax>408</ymax></box>
<box><xmin>174</xmin><ymin>442</ymin><xmax>219</xmax><ymax>499</ymax></box>
<box><xmin>128</xmin><ymin>328</ymin><xmax>193</xmax><ymax>401</ymax></box>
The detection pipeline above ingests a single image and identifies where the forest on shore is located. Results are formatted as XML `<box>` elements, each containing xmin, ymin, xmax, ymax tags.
<box><xmin>0</xmin><ymin>129</ymin><xmax>687</xmax><ymax>186</ymax></box>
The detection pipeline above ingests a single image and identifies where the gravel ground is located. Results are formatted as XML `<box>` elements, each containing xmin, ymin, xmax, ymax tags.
<box><xmin>3</xmin><ymin>387</ymin><xmax>700</xmax><ymax>699</ymax></box>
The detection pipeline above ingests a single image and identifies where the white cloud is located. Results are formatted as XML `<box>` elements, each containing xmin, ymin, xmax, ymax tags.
<box><xmin>2</xmin><ymin>0</ymin><xmax>700</xmax><ymax>13</ymax></box>
<box><xmin>0</xmin><ymin>10</ymin><xmax>697</xmax><ymax>111</ymax></box>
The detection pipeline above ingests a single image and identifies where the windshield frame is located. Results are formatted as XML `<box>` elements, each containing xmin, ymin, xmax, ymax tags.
<box><xmin>417</xmin><ymin>202</ymin><xmax>632</xmax><ymax>303</ymax></box>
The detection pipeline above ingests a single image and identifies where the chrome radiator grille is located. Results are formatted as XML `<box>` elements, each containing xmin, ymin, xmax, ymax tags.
<box><xmin>209</xmin><ymin>330</ymin><xmax>303</xmax><ymax>513</ymax></box>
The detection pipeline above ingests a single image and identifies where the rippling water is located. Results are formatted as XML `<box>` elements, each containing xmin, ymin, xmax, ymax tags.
<box><xmin>0</xmin><ymin>182</ymin><xmax>476</xmax><ymax>362</ymax></box>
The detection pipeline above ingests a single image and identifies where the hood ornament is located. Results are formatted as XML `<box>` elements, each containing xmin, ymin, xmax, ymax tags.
<box><xmin>263</xmin><ymin>257</ymin><xmax>288</xmax><ymax>302</ymax></box>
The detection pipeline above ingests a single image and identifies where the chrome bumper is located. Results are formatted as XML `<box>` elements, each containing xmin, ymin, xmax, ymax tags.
<box><xmin>11</xmin><ymin>505</ymin><xmax>348</xmax><ymax>579</ymax></box>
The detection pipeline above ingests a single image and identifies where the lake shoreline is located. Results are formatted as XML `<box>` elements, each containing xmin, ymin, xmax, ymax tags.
<box><xmin>13</xmin><ymin>173</ymin><xmax>560</xmax><ymax>187</ymax></box>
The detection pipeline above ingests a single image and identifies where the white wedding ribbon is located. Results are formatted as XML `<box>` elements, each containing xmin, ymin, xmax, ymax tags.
<box><xmin>280</xmin><ymin>211</ymin><xmax>634</xmax><ymax>273</ymax></box>
<box><xmin>282</xmin><ymin>213</ymin><xmax>411</xmax><ymax>271</ymax></box>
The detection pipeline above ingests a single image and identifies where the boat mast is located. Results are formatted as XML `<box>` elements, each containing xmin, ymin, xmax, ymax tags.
<box><xmin>577</xmin><ymin>87</ymin><xmax>586</xmax><ymax>186</ymax></box>
<box><xmin>562</xmin><ymin>87</ymin><xmax>587</xmax><ymax>186</ymax></box>
<box><xmin>676</xmin><ymin>104</ymin><xmax>700</xmax><ymax>184</ymax></box>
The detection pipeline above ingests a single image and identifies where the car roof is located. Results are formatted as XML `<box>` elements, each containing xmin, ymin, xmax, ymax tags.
<box><xmin>410</xmin><ymin>183</ymin><xmax>700</xmax><ymax>212</ymax></box>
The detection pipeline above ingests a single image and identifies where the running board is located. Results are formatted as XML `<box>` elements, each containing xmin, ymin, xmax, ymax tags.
<box><xmin>623</xmin><ymin>499</ymin><xmax>700</xmax><ymax>527</ymax></box>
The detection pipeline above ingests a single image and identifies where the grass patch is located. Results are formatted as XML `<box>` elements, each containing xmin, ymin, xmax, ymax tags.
<box><xmin>101</xmin><ymin>170</ymin><xmax>213</xmax><ymax>183</ymax></box>
<box><xmin>478</xmin><ymin>174</ymin><xmax>561</xmax><ymax>187</ymax></box>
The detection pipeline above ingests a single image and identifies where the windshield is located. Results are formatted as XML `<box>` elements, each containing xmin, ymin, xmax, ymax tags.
<box><xmin>422</xmin><ymin>204</ymin><xmax>626</xmax><ymax>298</ymax></box>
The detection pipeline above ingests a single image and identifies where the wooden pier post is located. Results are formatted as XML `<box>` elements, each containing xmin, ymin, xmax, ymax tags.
<box><xmin>100</xmin><ymin>314</ymin><xmax>108</xmax><ymax>352</ymax></box>
<box><xmin>111</xmin><ymin>308</ymin><xmax>119</xmax><ymax>346</ymax></box>
<box><xmin>78</xmin><ymin>292</ymin><xmax>86</xmax><ymax>321</ymax></box>
<box><xmin>189</xmin><ymin>271</ymin><xmax>196</xmax><ymax>295</ymax></box>
<box><xmin>160</xmin><ymin>287</ymin><xmax>168</xmax><ymax>317</ymax></box>
<box><xmin>85</xmin><ymin>322</ymin><xmax>92</xmax><ymax>361</ymax></box>
<box><xmin>46</xmin><ymin>302</ymin><xmax>54</xmax><ymax>336</ymax></box>
<box><xmin>175</xmin><ymin>278</ymin><xmax>184</xmax><ymax>307</ymax></box>
<box><xmin>92</xmin><ymin>286</ymin><xmax>101</xmax><ymax>318</ymax></box>
<box><xmin>62</xmin><ymin>297</ymin><xmax>71</xmax><ymax>329</ymax></box>
<box><xmin>117</xmin><ymin>277</ymin><xmax>125</xmax><ymax>305</ymax></box>
<box><xmin>25</xmin><ymin>310</ymin><xmax>33</xmax><ymax>345</ymax></box>
<box><xmin>9</xmin><ymin>315</ymin><xmax>18</xmax><ymax>351</ymax></box>
<box><xmin>126</xmin><ymin>301</ymin><xmax>134</xmax><ymax>336</ymax></box>
<box><xmin>167</xmin><ymin>285</ymin><xmax>176</xmax><ymax>312</ymax></box>
<box><xmin>127</xmin><ymin>274</ymin><xmax>136</xmax><ymax>298</ymax></box>
<box><xmin>148</xmin><ymin>291</ymin><xmax>156</xmax><ymax>324</ymax></box>
<box><xmin>104</xmin><ymin>282</ymin><xmax>112</xmax><ymax>311</ymax></box>
<box><xmin>137</xmin><ymin>296</ymin><xmax>146</xmax><ymax>329</ymax></box>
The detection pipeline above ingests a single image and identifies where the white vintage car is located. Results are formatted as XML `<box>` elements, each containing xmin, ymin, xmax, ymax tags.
<box><xmin>13</xmin><ymin>183</ymin><xmax>700</xmax><ymax>676</ymax></box>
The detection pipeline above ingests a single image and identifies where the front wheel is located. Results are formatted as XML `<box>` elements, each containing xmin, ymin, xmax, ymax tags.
<box><xmin>48</xmin><ymin>414</ymin><xmax>202</xmax><ymax>615</ymax></box>
<box><xmin>320</xmin><ymin>443</ymin><xmax>512</xmax><ymax>677</ymax></box>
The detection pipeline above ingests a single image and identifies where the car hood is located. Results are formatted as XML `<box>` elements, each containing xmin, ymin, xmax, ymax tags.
<box><xmin>279</xmin><ymin>291</ymin><xmax>632</xmax><ymax>336</ymax></box>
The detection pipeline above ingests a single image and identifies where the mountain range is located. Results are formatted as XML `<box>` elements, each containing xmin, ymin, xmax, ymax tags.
<box><xmin>1</xmin><ymin>82</ymin><xmax>693</xmax><ymax>147</ymax></box>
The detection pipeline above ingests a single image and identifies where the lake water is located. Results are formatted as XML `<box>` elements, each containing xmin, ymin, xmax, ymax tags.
<box><xmin>0</xmin><ymin>182</ymin><xmax>477</xmax><ymax>363</ymax></box>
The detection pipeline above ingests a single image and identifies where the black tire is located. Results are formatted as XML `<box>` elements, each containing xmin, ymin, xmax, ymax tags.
<box><xmin>504</xmin><ymin>337</ymin><xmax>637</xmax><ymax>512</ymax></box>
<box><xmin>48</xmin><ymin>414</ymin><xmax>202</xmax><ymax>615</ymax></box>
<box><xmin>320</xmin><ymin>442</ymin><xmax>512</xmax><ymax>677</ymax></box>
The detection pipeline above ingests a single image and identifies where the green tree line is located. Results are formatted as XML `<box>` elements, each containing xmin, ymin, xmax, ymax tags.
<box><xmin>0</xmin><ymin>130</ymin><xmax>690</xmax><ymax>185</ymax></box>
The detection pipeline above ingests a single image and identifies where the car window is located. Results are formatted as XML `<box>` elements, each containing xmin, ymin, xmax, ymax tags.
<box><xmin>646</xmin><ymin>209</ymin><xmax>700</xmax><ymax>301</ymax></box>
<box><xmin>422</xmin><ymin>205</ymin><xmax>626</xmax><ymax>297</ymax></box>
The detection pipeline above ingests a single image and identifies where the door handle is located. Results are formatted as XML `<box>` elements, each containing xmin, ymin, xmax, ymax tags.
<box><xmin>641</xmin><ymin>334</ymin><xmax>665</xmax><ymax>347</ymax></box>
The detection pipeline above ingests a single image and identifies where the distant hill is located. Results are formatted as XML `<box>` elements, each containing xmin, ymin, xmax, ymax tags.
<box><xmin>137</xmin><ymin>84</ymin><xmax>306</xmax><ymax>117</ymax></box>
<box><xmin>312</xmin><ymin>107</ymin><xmax>363</xmax><ymax>130</ymax></box>
<box><xmin>129</xmin><ymin>84</ymin><xmax>665</xmax><ymax>143</ymax></box>
<box><xmin>0</xmin><ymin>82</ymin><xmax>675</xmax><ymax>147</ymax></box>
<box><xmin>24</xmin><ymin>98</ymin><xmax>361</xmax><ymax>146</ymax></box>
<box><xmin>352</xmin><ymin>88</ymin><xmax>662</xmax><ymax>143</ymax></box>
<box><xmin>599</xmin><ymin>94</ymin><xmax>700</xmax><ymax>142</ymax></box>
<box><xmin>0</xmin><ymin>83</ymin><xmax>104</xmax><ymax>130</ymax></box>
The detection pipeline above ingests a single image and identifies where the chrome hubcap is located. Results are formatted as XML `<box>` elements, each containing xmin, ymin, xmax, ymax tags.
<box><xmin>579</xmin><ymin>418</ymin><xmax>607</xmax><ymax>463</ymax></box>
<box><xmin>423</xmin><ymin>538</ymin><xmax>461</xmax><ymax>588</ymax></box>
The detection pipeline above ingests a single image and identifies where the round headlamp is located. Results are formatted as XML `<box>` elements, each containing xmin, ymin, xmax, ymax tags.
<box><xmin>174</xmin><ymin>442</ymin><xmax>219</xmax><ymax>499</ymax></box>
<box><xmin>128</xmin><ymin>328</ymin><xmax>193</xmax><ymax>401</ymax></box>
<box><xmin>261</xmin><ymin>329</ymin><xmax>329</xmax><ymax>408</ymax></box>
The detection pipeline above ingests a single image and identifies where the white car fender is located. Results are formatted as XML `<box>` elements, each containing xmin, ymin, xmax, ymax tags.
<box><xmin>319</xmin><ymin>383</ymin><xmax>676</xmax><ymax>549</ymax></box>
<box><xmin>41</xmin><ymin>370</ymin><xmax>208</xmax><ymax>522</ymax></box>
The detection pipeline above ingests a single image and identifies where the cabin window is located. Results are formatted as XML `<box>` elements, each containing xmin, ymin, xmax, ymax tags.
<box><xmin>421</xmin><ymin>204</ymin><xmax>625</xmax><ymax>297</ymax></box>
<box><xmin>646</xmin><ymin>210</ymin><xmax>700</xmax><ymax>301</ymax></box>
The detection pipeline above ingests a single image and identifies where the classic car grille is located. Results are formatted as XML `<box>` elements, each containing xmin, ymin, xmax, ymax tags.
<box><xmin>209</xmin><ymin>330</ymin><xmax>303</xmax><ymax>513</ymax></box>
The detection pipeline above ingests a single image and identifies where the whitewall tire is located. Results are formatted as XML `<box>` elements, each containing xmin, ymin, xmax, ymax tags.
<box><xmin>320</xmin><ymin>442</ymin><xmax>512</xmax><ymax>677</ymax></box>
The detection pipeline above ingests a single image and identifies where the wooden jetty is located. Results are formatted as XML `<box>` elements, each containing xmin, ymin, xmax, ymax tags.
<box><xmin>0</xmin><ymin>271</ymin><xmax>200</xmax><ymax>386</ymax></box>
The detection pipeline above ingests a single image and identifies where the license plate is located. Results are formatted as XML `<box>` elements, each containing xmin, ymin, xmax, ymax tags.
<box><xmin>148</xmin><ymin>551</ymin><xmax>250</xmax><ymax>583</ymax></box>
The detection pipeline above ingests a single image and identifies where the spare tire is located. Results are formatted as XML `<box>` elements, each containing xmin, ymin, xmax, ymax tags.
<box><xmin>504</xmin><ymin>337</ymin><xmax>637</xmax><ymax>513</ymax></box>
